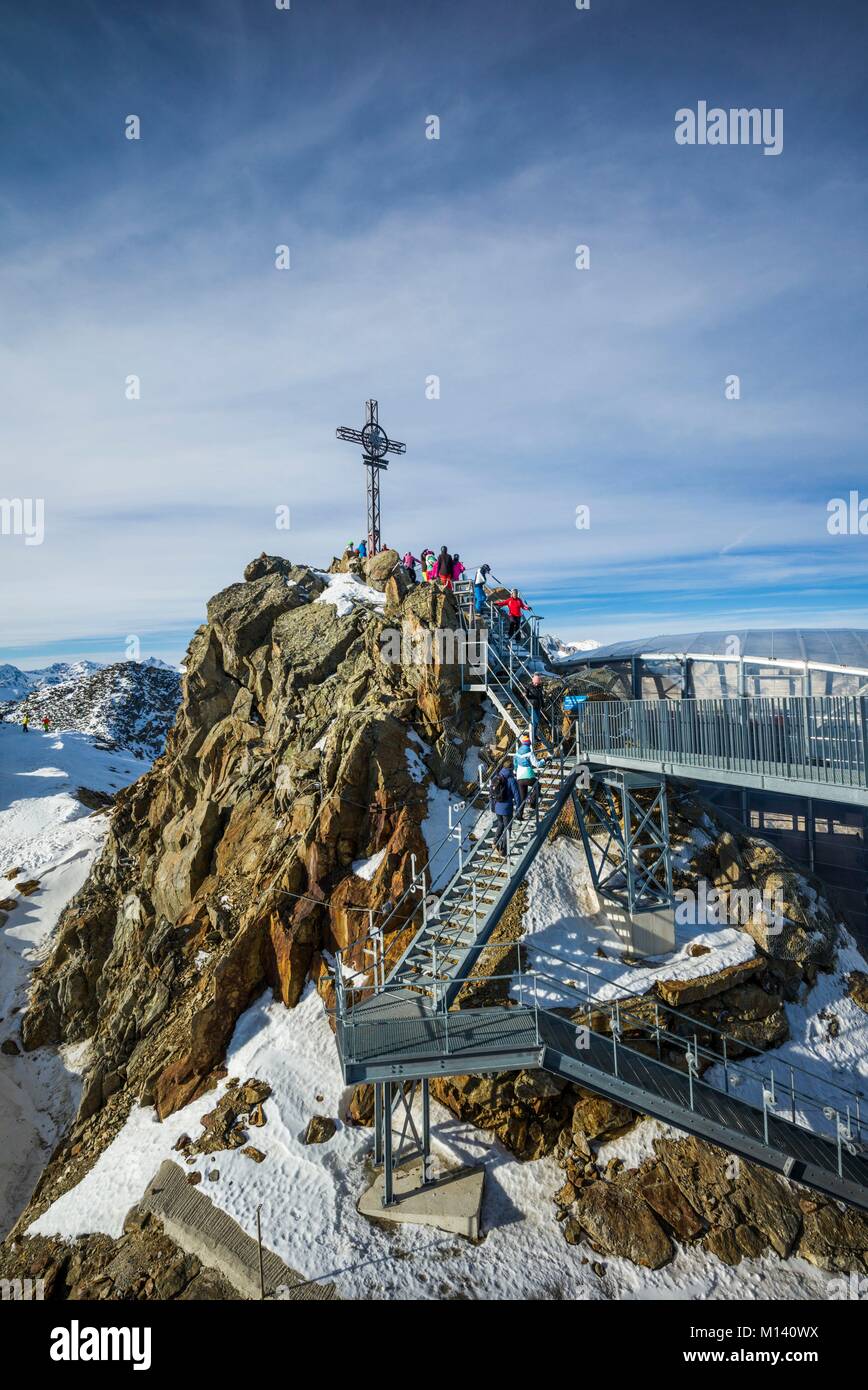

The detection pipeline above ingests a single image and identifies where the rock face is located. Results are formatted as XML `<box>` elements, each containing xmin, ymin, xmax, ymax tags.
<box><xmin>554</xmin><ymin>1132</ymin><xmax>868</xmax><ymax>1274</ymax></box>
<box><xmin>18</xmin><ymin>556</ymin><xmax>484</xmax><ymax>1221</ymax></box>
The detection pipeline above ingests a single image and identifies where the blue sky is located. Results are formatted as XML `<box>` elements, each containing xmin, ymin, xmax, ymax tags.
<box><xmin>1</xmin><ymin>0</ymin><xmax>867</xmax><ymax>665</ymax></box>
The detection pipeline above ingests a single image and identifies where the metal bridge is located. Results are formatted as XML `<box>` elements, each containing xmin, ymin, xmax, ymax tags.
<box><xmin>329</xmin><ymin>576</ymin><xmax>868</xmax><ymax>1215</ymax></box>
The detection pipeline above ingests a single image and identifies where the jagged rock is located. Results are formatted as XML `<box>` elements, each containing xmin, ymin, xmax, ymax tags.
<box><xmin>363</xmin><ymin>549</ymin><xmax>401</xmax><ymax>590</ymax></box>
<box><xmin>846</xmin><ymin>970</ymin><xmax>868</xmax><ymax>1014</ymax></box>
<box><xmin>655</xmin><ymin>955</ymin><xmax>762</xmax><ymax>1008</ymax></box>
<box><xmin>1</xmin><ymin>1038</ymin><xmax>20</xmax><ymax>1056</ymax></box>
<box><xmin>303</xmin><ymin>1115</ymin><xmax>337</xmax><ymax>1144</ymax></box>
<box><xmin>634</xmin><ymin>1161</ymin><xmax>704</xmax><ymax>1240</ymax></box>
<box><xmin>571</xmin><ymin>1182</ymin><xmax>673</xmax><ymax>1269</ymax></box>
<box><xmin>798</xmin><ymin>1203</ymin><xmax>868</xmax><ymax>1274</ymax></box>
<box><xmin>242</xmin><ymin>1146</ymin><xmax>266</xmax><ymax>1163</ymax></box>
<box><xmin>76</xmin><ymin>787</ymin><xmax>114</xmax><ymax>812</ymax></box>
<box><xmin>571</xmin><ymin>1090</ymin><xmax>635</xmax><ymax>1142</ymax></box>
<box><xmin>654</xmin><ymin>1135</ymin><xmax>801</xmax><ymax>1260</ymax></box>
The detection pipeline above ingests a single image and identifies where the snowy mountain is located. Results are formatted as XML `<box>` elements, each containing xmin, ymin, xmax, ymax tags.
<box><xmin>540</xmin><ymin>633</ymin><xmax>601</xmax><ymax>665</ymax></box>
<box><xmin>0</xmin><ymin>661</ymin><xmax>181</xmax><ymax>760</ymax></box>
<box><xmin>140</xmin><ymin>656</ymin><xmax>181</xmax><ymax>673</ymax></box>
<box><xmin>0</xmin><ymin>664</ymin><xmax>33</xmax><ymax>701</ymax></box>
<box><xmin>0</xmin><ymin>659</ymin><xmax>104</xmax><ymax>701</ymax></box>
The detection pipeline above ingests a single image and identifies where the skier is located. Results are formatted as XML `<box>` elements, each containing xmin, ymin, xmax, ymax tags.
<box><xmin>41</xmin><ymin>715</ymin><xmax>51</xmax><ymax>733</ymax></box>
<box><xmin>358</xmin><ymin>538</ymin><xmax>368</xmax><ymax>559</ymax></box>
<box><xmin>402</xmin><ymin>550</ymin><xmax>420</xmax><ymax>583</ymax></box>
<box><xmin>494</xmin><ymin>588</ymin><xmax>530</xmax><ymax>640</ymax></box>
<box><xmin>452</xmin><ymin>553</ymin><xmax>466</xmax><ymax>585</ymax></box>
<box><xmin>513</xmin><ymin>734</ymin><xmax>544</xmax><ymax>820</ymax></box>
<box><xmin>421</xmin><ymin>549</ymin><xmax>435</xmax><ymax>582</ymax></box>
<box><xmin>473</xmin><ymin>563</ymin><xmax>491</xmax><ymax>616</ymax></box>
<box><xmin>21</xmin><ymin>713</ymin><xmax>29</xmax><ymax>732</ymax></box>
<box><xmin>489</xmin><ymin>763</ymin><xmax>520</xmax><ymax>856</ymax></box>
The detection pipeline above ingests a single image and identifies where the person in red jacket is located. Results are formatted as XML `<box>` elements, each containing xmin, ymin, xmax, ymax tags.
<box><xmin>494</xmin><ymin>588</ymin><xmax>530</xmax><ymax>640</ymax></box>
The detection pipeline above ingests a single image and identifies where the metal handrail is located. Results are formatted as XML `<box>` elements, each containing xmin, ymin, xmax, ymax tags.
<box><xmin>575</xmin><ymin>694</ymin><xmax>868</xmax><ymax>790</ymax></box>
<box><xmin>334</xmin><ymin>956</ymin><xmax>866</xmax><ymax>1163</ymax></box>
<box><xmin>336</xmin><ymin>931</ymin><xmax>866</xmax><ymax>1124</ymax></box>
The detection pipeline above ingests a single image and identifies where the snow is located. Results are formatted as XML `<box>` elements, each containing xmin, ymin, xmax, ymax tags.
<box><xmin>0</xmin><ymin>724</ymin><xmax>146</xmax><ymax>1238</ymax></box>
<box><xmin>540</xmin><ymin>634</ymin><xmax>601</xmax><ymax>666</ymax></box>
<box><xmin>351</xmin><ymin>848</ymin><xmax>387</xmax><ymax>881</ymax></box>
<box><xmin>314</xmin><ymin>571</ymin><xmax>387</xmax><ymax>618</ymax></box>
<box><xmin>517</xmin><ymin>837</ymin><xmax>756</xmax><ymax>1008</ymax></box>
<box><xmin>29</xmin><ymin>984</ymin><xmax>844</xmax><ymax>1301</ymax></box>
<box><xmin>420</xmin><ymin>781</ymin><xmax>473</xmax><ymax>891</ymax></box>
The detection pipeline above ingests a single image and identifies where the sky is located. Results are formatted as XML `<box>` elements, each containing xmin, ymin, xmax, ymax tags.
<box><xmin>1</xmin><ymin>0</ymin><xmax>867</xmax><ymax>665</ymax></box>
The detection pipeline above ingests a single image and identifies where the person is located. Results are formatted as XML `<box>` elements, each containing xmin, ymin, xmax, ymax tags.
<box><xmin>344</xmin><ymin>540</ymin><xmax>357</xmax><ymax>558</ymax></box>
<box><xmin>420</xmin><ymin>548</ymin><xmax>435</xmax><ymax>582</ymax></box>
<box><xmin>452</xmin><ymin>553</ymin><xmax>466</xmax><ymax>585</ymax></box>
<box><xmin>402</xmin><ymin>550</ymin><xmax>420</xmax><ymax>583</ymax></box>
<box><xmin>513</xmin><ymin>734</ymin><xmax>544</xmax><ymax>820</ymax></box>
<box><xmin>357</xmin><ymin>538</ymin><xmax>368</xmax><ymax>559</ymax></box>
<box><xmin>435</xmin><ymin>546</ymin><xmax>454</xmax><ymax>590</ymax></box>
<box><xmin>21</xmin><ymin>713</ymin><xmax>29</xmax><ymax>732</ymax></box>
<box><xmin>41</xmin><ymin>715</ymin><xmax>50</xmax><ymax>733</ymax></box>
<box><xmin>526</xmin><ymin>673</ymin><xmax>546</xmax><ymax>744</ymax></box>
<box><xmin>494</xmin><ymin>588</ymin><xmax>530</xmax><ymax>640</ymax></box>
<box><xmin>489</xmin><ymin>762</ymin><xmax>519</xmax><ymax>855</ymax></box>
<box><xmin>473</xmin><ymin>563</ymin><xmax>491</xmax><ymax>616</ymax></box>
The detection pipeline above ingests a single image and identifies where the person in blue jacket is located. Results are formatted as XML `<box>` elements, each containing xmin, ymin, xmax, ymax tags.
<box><xmin>358</xmin><ymin>538</ymin><xmax>368</xmax><ymax>559</ymax></box>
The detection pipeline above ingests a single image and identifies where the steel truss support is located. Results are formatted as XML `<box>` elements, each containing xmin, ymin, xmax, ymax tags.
<box><xmin>373</xmin><ymin>1078</ymin><xmax>432</xmax><ymax>1207</ymax></box>
<box><xmin>572</xmin><ymin>770</ymin><xmax>673</xmax><ymax>916</ymax></box>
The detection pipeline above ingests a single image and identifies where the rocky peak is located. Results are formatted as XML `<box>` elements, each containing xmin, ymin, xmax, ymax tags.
<box><xmin>21</xmin><ymin>556</ymin><xmax>484</xmax><ymax>1173</ymax></box>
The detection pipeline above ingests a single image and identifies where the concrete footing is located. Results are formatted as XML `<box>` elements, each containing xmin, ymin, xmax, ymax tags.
<box><xmin>139</xmin><ymin>1159</ymin><xmax>337</xmax><ymax>1300</ymax></box>
<box><xmin>358</xmin><ymin>1159</ymin><xmax>485</xmax><ymax>1239</ymax></box>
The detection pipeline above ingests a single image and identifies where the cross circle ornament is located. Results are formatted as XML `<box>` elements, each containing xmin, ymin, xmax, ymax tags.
<box><xmin>361</xmin><ymin>422</ymin><xmax>389</xmax><ymax>459</ymax></box>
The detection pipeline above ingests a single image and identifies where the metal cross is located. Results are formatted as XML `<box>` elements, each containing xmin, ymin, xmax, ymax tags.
<box><xmin>336</xmin><ymin>399</ymin><xmax>406</xmax><ymax>554</ymax></box>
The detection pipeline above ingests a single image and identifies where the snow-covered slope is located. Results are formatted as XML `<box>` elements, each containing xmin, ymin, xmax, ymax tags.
<box><xmin>0</xmin><ymin>724</ymin><xmax>147</xmax><ymax>1238</ymax></box>
<box><xmin>1</xmin><ymin>663</ymin><xmax>181</xmax><ymax>760</ymax></box>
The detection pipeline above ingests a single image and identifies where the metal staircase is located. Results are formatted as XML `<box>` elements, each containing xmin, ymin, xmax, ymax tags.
<box><xmin>330</xmin><ymin>571</ymin><xmax>868</xmax><ymax>1218</ymax></box>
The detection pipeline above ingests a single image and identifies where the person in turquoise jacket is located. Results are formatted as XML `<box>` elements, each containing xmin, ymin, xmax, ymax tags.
<box><xmin>513</xmin><ymin>734</ymin><xmax>544</xmax><ymax>819</ymax></box>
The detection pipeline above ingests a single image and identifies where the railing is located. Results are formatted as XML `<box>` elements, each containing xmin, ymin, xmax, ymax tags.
<box><xmin>335</xmin><ymin>747</ymin><xmax>575</xmax><ymax>1007</ymax></box>
<box><xmin>334</xmin><ymin>937</ymin><xmax>867</xmax><ymax>1176</ymax></box>
<box><xmin>575</xmin><ymin>695</ymin><xmax>868</xmax><ymax>792</ymax></box>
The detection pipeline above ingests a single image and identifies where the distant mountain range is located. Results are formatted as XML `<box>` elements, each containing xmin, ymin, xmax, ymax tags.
<box><xmin>0</xmin><ymin>661</ymin><xmax>182</xmax><ymax>760</ymax></box>
<box><xmin>0</xmin><ymin>656</ymin><xmax>178</xmax><ymax>702</ymax></box>
<box><xmin>540</xmin><ymin>633</ymin><xmax>601</xmax><ymax>665</ymax></box>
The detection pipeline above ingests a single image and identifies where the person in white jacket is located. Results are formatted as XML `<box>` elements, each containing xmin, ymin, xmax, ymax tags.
<box><xmin>473</xmin><ymin>563</ymin><xmax>490</xmax><ymax>616</ymax></box>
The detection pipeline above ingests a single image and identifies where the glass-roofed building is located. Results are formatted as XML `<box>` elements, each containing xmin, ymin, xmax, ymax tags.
<box><xmin>575</xmin><ymin>629</ymin><xmax>868</xmax><ymax>944</ymax></box>
<box><xmin>580</xmin><ymin>628</ymin><xmax>868</xmax><ymax>702</ymax></box>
